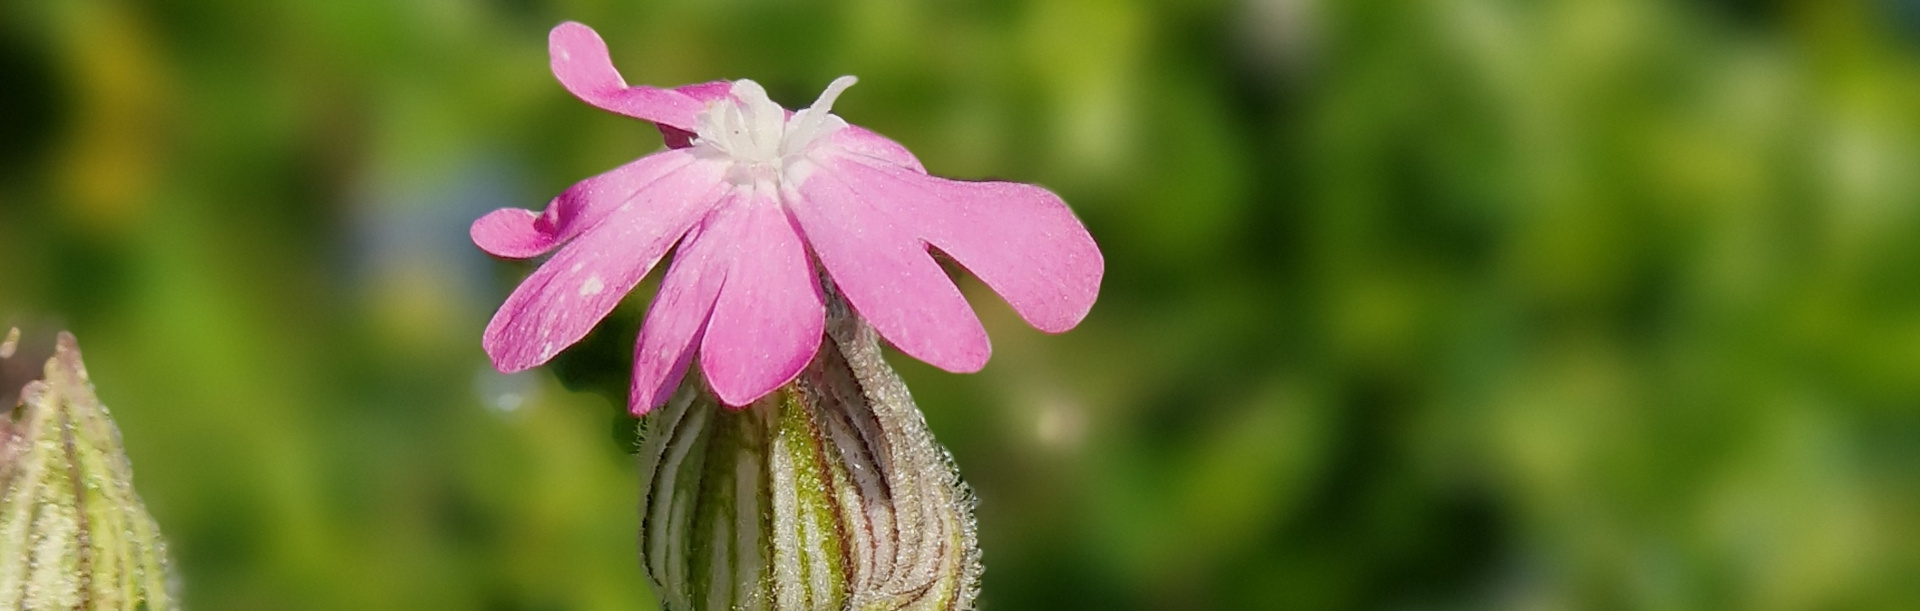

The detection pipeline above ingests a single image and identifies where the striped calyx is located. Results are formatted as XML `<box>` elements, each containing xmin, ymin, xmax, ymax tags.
<box><xmin>0</xmin><ymin>332</ymin><xmax>176</xmax><ymax>610</ymax></box>
<box><xmin>637</xmin><ymin>299</ymin><xmax>982</xmax><ymax>610</ymax></box>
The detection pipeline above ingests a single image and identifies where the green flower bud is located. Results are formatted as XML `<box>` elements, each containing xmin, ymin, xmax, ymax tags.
<box><xmin>0</xmin><ymin>332</ymin><xmax>177</xmax><ymax>610</ymax></box>
<box><xmin>636</xmin><ymin>312</ymin><xmax>981</xmax><ymax>611</ymax></box>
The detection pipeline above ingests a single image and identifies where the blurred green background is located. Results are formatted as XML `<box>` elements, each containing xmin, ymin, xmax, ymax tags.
<box><xmin>3</xmin><ymin>0</ymin><xmax>1919</xmax><ymax>608</ymax></box>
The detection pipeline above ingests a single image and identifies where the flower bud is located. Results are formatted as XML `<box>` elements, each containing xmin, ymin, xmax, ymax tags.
<box><xmin>636</xmin><ymin>312</ymin><xmax>981</xmax><ymax>610</ymax></box>
<box><xmin>0</xmin><ymin>332</ymin><xmax>177</xmax><ymax>610</ymax></box>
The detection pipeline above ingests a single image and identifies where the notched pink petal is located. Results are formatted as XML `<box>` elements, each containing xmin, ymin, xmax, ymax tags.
<box><xmin>830</xmin><ymin>126</ymin><xmax>925</xmax><ymax>173</ymax></box>
<box><xmin>628</xmin><ymin>206</ymin><xmax>738</xmax><ymax>414</ymax></box>
<box><xmin>699</xmin><ymin>194</ymin><xmax>825</xmax><ymax>407</ymax></box>
<box><xmin>792</xmin><ymin>170</ymin><xmax>990</xmax><ymax>373</ymax></box>
<box><xmin>836</xmin><ymin>157</ymin><xmax>1102</xmax><ymax>333</ymax></box>
<box><xmin>483</xmin><ymin>160</ymin><xmax>728</xmax><ymax>372</ymax></box>
<box><xmin>673</xmin><ymin>80</ymin><xmax>734</xmax><ymax>102</ymax></box>
<box><xmin>472</xmin><ymin>150</ymin><xmax>698</xmax><ymax>259</ymax></box>
<box><xmin>549</xmin><ymin>22</ymin><xmax>704</xmax><ymax>130</ymax></box>
<box><xmin>657</xmin><ymin>81</ymin><xmax>733</xmax><ymax>148</ymax></box>
<box><xmin>472</xmin><ymin>208</ymin><xmax>545</xmax><ymax>259</ymax></box>
<box><xmin>659</xmin><ymin>126</ymin><xmax>697</xmax><ymax>149</ymax></box>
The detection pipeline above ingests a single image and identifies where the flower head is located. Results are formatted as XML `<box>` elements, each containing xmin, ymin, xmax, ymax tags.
<box><xmin>473</xmin><ymin>22</ymin><xmax>1103</xmax><ymax>412</ymax></box>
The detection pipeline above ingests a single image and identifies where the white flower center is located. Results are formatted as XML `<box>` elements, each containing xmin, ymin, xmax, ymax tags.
<box><xmin>692</xmin><ymin>76</ymin><xmax>857</xmax><ymax>190</ymax></box>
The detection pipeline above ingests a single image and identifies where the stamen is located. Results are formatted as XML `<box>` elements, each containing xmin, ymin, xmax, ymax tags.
<box><xmin>692</xmin><ymin>75</ymin><xmax>862</xmax><ymax>187</ymax></box>
<box><xmin>808</xmin><ymin>76</ymin><xmax>859</xmax><ymax>115</ymax></box>
<box><xmin>784</xmin><ymin>76</ymin><xmax>859</xmax><ymax>157</ymax></box>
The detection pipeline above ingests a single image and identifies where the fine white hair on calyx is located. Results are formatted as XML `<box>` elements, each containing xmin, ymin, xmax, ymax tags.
<box><xmin>635</xmin><ymin>285</ymin><xmax>983</xmax><ymax>610</ymax></box>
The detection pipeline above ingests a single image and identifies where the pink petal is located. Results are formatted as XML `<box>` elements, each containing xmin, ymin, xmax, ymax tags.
<box><xmin>830</xmin><ymin>126</ymin><xmax>925</xmax><ymax>173</ymax></box>
<box><xmin>834</xmin><ymin>157</ymin><xmax>1102</xmax><ymax>333</ymax></box>
<box><xmin>792</xmin><ymin>169</ymin><xmax>990</xmax><ymax>373</ymax></box>
<box><xmin>658</xmin><ymin>81</ymin><xmax>734</xmax><ymax>148</ymax></box>
<box><xmin>472</xmin><ymin>149</ymin><xmax>698</xmax><ymax>259</ymax></box>
<box><xmin>673</xmin><ymin>81</ymin><xmax>734</xmax><ymax>101</ymax></box>
<box><xmin>627</xmin><ymin>205</ymin><xmax>738</xmax><ymax>414</ymax></box>
<box><xmin>549</xmin><ymin>22</ymin><xmax>705</xmax><ymax>131</ymax></box>
<box><xmin>470</xmin><ymin>208</ymin><xmax>545</xmax><ymax>258</ymax></box>
<box><xmin>660</xmin><ymin>127</ymin><xmax>697</xmax><ymax>150</ymax></box>
<box><xmin>699</xmin><ymin>192</ymin><xmax>826</xmax><ymax>406</ymax></box>
<box><xmin>482</xmin><ymin>159</ymin><xmax>729</xmax><ymax>372</ymax></box>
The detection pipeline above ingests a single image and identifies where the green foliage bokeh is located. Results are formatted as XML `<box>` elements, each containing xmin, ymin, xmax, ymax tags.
<box><xmin>2</xmin><ymin>0</ymin><xmax>1918</xmax><ymax>609</ymax></box>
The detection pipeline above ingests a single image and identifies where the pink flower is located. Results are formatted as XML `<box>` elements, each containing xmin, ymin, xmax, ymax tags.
<box><xmin>472</xmin><ymin>22</ymin><xmax>1103</xmax><ymax>412</ymax></box>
